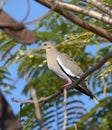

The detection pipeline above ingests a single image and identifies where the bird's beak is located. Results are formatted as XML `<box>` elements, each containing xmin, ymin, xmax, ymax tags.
<box><xmin>38</xmin><ymin>43</ymin><xmax>45</xmax><ymax>51</ymax></box>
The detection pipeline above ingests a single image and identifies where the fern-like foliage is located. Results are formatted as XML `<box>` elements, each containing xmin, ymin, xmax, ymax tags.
<box><xmin>0</xmin><ymin>66</ymin><xmax>14</xmax><ymax>94</ymax></box>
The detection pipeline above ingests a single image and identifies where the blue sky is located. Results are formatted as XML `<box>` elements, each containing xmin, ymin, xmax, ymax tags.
<box><xmin>3</xmin><ymin>0</ymin><xmax>48</xmax><ymax>22</ymax></box>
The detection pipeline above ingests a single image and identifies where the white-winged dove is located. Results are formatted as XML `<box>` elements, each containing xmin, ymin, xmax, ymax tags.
<box><xmin>41</xmin><ymin>41</ymin><xmax>99</xmax><ymax>104</ymax></box>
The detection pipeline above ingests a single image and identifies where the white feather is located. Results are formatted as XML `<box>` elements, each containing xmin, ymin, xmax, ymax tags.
<box><xmin>76</xmin><ymin>75</ymin><xmax>80</xmax><ymax>78</ymax></box>
<box><xmin>57</xmin><ymin>56</ymin><xmax>75</xmax><ymax>77</ymax></box>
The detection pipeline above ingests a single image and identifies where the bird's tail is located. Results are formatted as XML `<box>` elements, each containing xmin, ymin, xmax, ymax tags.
<box><xmin>75</xmin><ymin>85</ymin><xmax>99</xmax><ymax>104</ymax></box>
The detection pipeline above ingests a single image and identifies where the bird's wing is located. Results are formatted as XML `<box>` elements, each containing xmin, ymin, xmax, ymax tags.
<box><xmin>56</xmin><ymin>53</ymin><xmax>83</xmax><ymax>78</ymax></box>
<box><xmin>56</xmin><ymin>53</ymin><xmax>95</xmax><ymax>98</ymax></box>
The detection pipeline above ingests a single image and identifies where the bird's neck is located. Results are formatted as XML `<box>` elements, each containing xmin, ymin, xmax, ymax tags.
<box><xmin>46</xmin><ymin>48</ymin><xmax>58</xmax><ymax>56</ymax></box>
<box><xmin>46</xmin><ymin>48</ymin><xmax>59</xmax><ymax>63</ymax></box>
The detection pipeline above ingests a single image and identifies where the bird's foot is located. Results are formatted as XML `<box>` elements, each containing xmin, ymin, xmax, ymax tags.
<box><xmin>60</xmin><ymin>82</ymin><xmax>72</xmax><ymax>92</ymax></box>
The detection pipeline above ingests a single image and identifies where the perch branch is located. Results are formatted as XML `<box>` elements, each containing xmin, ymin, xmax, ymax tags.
<box><xmin>12</xmin><ymin>51</ymin><xmax>112</xmax><ymax>104</ymax></box>
<box><xmin>38</xmin><ymin>51</ymin><xmax>112</xmax><ymax>102</ymax></box>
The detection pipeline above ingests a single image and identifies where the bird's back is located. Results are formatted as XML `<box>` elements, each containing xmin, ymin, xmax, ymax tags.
<box><xmin>57</xmin><ymin>52</ymin><xmax>84</xmax><ymax>76</ymax></box>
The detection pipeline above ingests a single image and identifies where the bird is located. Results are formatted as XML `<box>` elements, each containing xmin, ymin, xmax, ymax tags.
<box><xmin>40</xmin><ymin>41</ymin><xmax>99</xmax><ymax>104</ymax></box>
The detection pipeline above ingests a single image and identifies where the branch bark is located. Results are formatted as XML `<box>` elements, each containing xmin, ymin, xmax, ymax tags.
<box><xmin>84</xmin><ymin>0</ymin><xmax>112</xmax><ymax>16</ymax></box>
<box><xmin>47</xmin><ymin>0</ymin><xmax>112</xmax><ymax>24</ymax></box>
<box><xmin>34</xmin><ymin>0</ymin><xmax>112</xmax><ymax>41</ymax></box>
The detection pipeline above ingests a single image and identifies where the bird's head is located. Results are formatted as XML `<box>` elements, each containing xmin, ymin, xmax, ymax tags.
<box><xmin>40</xmin><ymin>41</ymin><xmax>56</xmax><ymax>51</ymax></box>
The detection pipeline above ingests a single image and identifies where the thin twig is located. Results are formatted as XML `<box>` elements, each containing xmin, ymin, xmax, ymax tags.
<box><xmin>21</xmin><ymin>0</ymin><xmax>31</xmax><ymax>22</ymax></box>
<box><xmin>63</xmin><ymin>88</ymin><xmax>67</xmax><ymax>130</ymax></box>
<box><xmin>25</xmin><ymin>11</ymin><xmax>50</xmax><ymax>25</ymax></box>
<box><xmin>0</xmin><ymin>0</ymin><xmax>6</xmax><ymax>9</ymax></box>
<box><xmin>12</xmin><ymin>98</ymin><xmax>37</xmax><ymax>104</ymax></box>
<box><xmin>23</xmin><ymin>70</ymin><xmax>42</xmax><ymax>121</ymax></box>
<box><xmin>23</xmin><ymin>70</ymin><xmax>48</xmax><ymax>130</ymax></box>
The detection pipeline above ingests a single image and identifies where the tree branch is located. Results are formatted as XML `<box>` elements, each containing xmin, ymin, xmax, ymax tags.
<box><xmin>34</xmin><ymin>0</ymin><xmax>112</xmax><ymax>41</ymax></box>
<box><xmin>23</xmin><ymin>70</ymin><xmax>42</xmax><ymax>120</ymax></box>
<box><xmin>60</xmin><ymin>10</ymin><xmax>112</xmax><ymax>41</ymax></box>
<box><xmin>84</xmin><ymin>0</ymin><xmax>112</xmax><ymax>16</ymax></box>
<box><xmin>47</xmin><ymin>0</ymin><xmax>112</xmax><ymax>24</ymax></box>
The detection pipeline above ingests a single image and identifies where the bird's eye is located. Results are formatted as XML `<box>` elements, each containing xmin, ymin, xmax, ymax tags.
<box><xmin>44</xmin><ymin>43</ymin><xmax>47</xmax><ymax>46</ymax></box>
